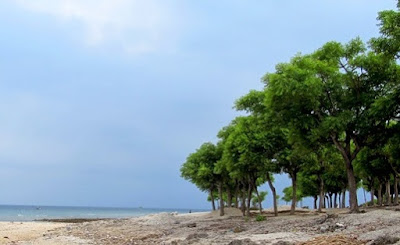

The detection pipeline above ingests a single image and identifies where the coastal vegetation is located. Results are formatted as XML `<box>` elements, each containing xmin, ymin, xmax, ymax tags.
<box><xmin>181</xmin><ymin>3</ymin><xmax>400</xmax><ymax>215</ymax></box>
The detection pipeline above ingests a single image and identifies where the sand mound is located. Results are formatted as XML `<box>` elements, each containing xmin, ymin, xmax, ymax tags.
<box><xmin>134</xmin><ymin>212</ymin><xmax>180</xmax><ymax>226</ymax></box>
<box><xmin>211</xmin><ymin>207</ymin><xmax>244</xmax><ymax>217</ymax></box>
<box><xmin>263</xmin><ymin>205</ymin><xmax>312</xmax><ymax>213</ymax></box>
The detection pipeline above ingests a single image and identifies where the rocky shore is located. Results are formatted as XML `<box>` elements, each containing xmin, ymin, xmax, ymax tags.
<box><xmin>2</xmin><ymin>206</ymin><xmax>400</xmax><ymax>244</ymax></box>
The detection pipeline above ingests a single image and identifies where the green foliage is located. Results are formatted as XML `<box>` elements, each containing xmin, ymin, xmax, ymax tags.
<box><xmin>180</xmin><ymin>142</ymin><xmax>221</xmax><ymax>192</ymax></box>
<box><xmin>282</xmin><ymin>186</ymin><xmax>303</xmax><ymax>203</ymax></box>
<box><xmin>255</xmin><ymin>215</ymin><xmax>266</xmax><ymax>222</ymax></box>
<box><xmin>251</xmin><ymin>191</ymin><xmax>268</xmax><ymax>208</ymax></box>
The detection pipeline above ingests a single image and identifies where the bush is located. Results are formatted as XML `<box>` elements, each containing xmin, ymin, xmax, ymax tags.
<box><xmin>255</xmin><ymin>215</ymin><xmax>266</xmax><ymax>222</ymax></box>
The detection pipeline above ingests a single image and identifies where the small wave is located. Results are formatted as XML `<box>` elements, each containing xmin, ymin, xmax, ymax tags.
<box><xmin>17</xmin><ymin>214</ymin><xmax>23</xmax><ymax>217</ymax></box>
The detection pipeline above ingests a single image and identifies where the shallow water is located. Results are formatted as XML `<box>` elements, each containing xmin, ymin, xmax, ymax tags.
<box><xmin>0</xmin><ymin>205</ymin><xmax>204</xmax><ymax>221</ymax></box>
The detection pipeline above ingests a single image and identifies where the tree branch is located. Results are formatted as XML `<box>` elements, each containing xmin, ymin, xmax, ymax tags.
<box><xmin>331</xmin><ymin>134</ymin><xmax>351</xmax><ymax>164</ymax></box>
<box><xmin>339</xmin><ymin>60</ymin><xmax>350</xmax><ymax>74</ymax></box>
<box><xmin>350</xmin><ymin>135</ymin><xmax>361</xmax><ymax>161</ymax></box>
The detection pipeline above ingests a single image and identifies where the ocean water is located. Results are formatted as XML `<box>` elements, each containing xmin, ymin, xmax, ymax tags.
<box><xmin>0</xmin><ymin>205</ymin><xmax>204</xmax><ymax>222</ymax></box>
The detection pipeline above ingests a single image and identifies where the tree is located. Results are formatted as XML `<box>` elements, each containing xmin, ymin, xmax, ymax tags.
<box><xmin>355</xmin><ymin>147</ymin><xmax>392</xmax><ymax>206</ymax></box>
<box><xmin>383</xmin><ymin>123</ymin><xmax>400</xmax><ymax>205</ymax></box>
<box><xmin>264</xmin><ymin>37</ymin><xmax>400</xmax><ymax>212</ymax></box>
<box><xmin>180</xmin><ymin>142</ymin><xmax>221</xmax><ymax>211</ymax></box>
<box><xmin>298</xmin><ymin>165</ymin><xmax>319</xmax><ymax>210</ymax></box>
<box><xmin>275</xmin><ymin>143</ymin><xmax>309</xmax><ymax>214</ymax></box>
<box><xmin>221</xmin><ymin>116</ymin><xmax>269</xmax><ymax>216</ymax></box>
<box><xmin>323</xmin><ymin>157</ymin><xmax>348</xmax><ymax>209</ymax></box>
<box><xmin>235</xmin><ymin>90</ymin><xmax>286</xmax><ymax>216</ymax></box>
<box><xmin>252</xmin><ymin>191</ymin><xmax>268</xmax><ymax>209</ymax></box>
<box><xmin>282</xmin><ymin>186</ymin><xmax>303</xmax><ymax>207</ymax></box>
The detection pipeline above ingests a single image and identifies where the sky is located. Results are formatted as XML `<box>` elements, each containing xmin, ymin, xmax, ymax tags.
<box><xmin>0</xmin><ymin>0</ymin><xmax>396</xmax><ymax>210</ymax></box>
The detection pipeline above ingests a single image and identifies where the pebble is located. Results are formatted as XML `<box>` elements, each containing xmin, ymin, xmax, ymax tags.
<box><xmin>187</xmin><ymin>223</ymin><xmax>197</xmax><ymax>228</ymax></box>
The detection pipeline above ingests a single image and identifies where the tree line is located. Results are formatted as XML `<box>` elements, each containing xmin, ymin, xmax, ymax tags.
<box><xmin>181</xmin><ymin>3</ymin><xmax>400</xmax><ymax>216</ymax></box>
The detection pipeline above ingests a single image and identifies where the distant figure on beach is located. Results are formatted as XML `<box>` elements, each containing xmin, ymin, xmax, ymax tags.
<box><xmin>189</xmin><ymin>210</ymin><xmax>191</xmax><ymax>213</ymax></box>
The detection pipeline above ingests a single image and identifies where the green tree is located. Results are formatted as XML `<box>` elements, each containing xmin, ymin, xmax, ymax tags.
<box><xmin>355</xmin><ymin>146</ymin><xmax>392</xmax><ymax>206</ymax></box>
<box><xmin>252</xmin><ymin>191</ymin><xmax>268</xmax><ymax>209</ymax></box>
<box><xmin>275</xmin><ymin>143</ymin><xmax>310</xmax><ymax>214</ymax></box>
<box><xmin>221</xmin><ymin>116</ymin><xmax>268</xmax><ymax>216</ymax></box>
<box><xmin>282</xmin><ymin>186</ymin><xmax>303</xmax><ymax>206</ymax></box>
<box><xmin>235</xmin><ymin>90</ymin><xmax>287</xmax><ymax>216</ymax></box>
<box><xmin>264</xmin><ymin>37</ymin><xmax>399</xmax><ymax>212</ymax></box>
<box><xmin>298</xmin><ymin>167</ymin><xmax>319</xmax><ymax>209</ymax></box>
<box><xmin>180</xmin><ymin>142</ymin><xmax>221</xmax><ymax>211</ymax></box>
<box><xmin>384</xmin><ymin>127</ymin><xmax>400</xmax><ymax>205</ymax></box>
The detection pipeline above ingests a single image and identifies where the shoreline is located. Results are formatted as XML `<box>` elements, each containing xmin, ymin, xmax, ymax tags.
<box><xmin>35</xmin><ymin>218</ymin><xmax>112</xmax><ymax>223</ymax></box>
<box><xmin>0</xmin><ymin>204</ymin><xmax>207</xmax><ymax>223</ymax></box>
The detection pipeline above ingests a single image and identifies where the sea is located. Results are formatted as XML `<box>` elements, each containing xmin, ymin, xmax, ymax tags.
<box><xmin>0</xmin><ymin>205</ymin><xmax>205</xmax><ymax>222</ymax></box>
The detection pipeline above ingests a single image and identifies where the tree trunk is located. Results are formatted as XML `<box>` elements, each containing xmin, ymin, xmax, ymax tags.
<box><xmin>290</xmin><ymin>172</ymin><xmax>297</xmax><ymax>215</ymax></box>
<box><xmin>313</xmin><ymin>196</ymin><xmax>317</xmax><ymax>210</ymax></box>
<box><xmin>329</xmin><ymin>196</ymin><xmax>332</xmax><ymax>208</ymax></box>
<box><xmin>226</xmin><ymin>188</ymin><xmax>232</xmax><ymax>208</ymax></box>
<box><xmin>246</xmin><ymin>183</ymin><xmax>253</xmax><ymax>217</ymax></box>
<box><xmin>386</xmin><ymin>180</ymin><xmax>391</xmax><ymax>206</ymax></box>
<box><xmin>334</xmin><ymin>193</ymin><xmax>338</xmax><ymax>208</ymax></box>
<box><xmin>325</xmin><ymin>195</ymin><xmax>330</xmax><ymax>208</ymax></box>
<box><xmin>345</xmin><ymin>160</ymin><xmax>358</xmax><ymax>212</ymax></box>
<box><xmin>341</xmin><ymin>190</ymin><xmax>346</xmax><ymax>208</ymax></box>
<box><xmin>370</xmin><ymin>186</ymin><xmax>375</xmax><ymax>206</ymax></box>
<box><xmin>210</xmin><ymin>189</ymin><xmax>216</xmax><ymax>211</ymax></box>
<box><xmin>318</xmin><ymin>176</ymin><xmax>324</xmax><ymax>212</ymax></box>
<box><xmin>394</xmin><ymin>175</ymin><xmax>399</xmax><ymax>206</ymax></box>
<box><xmin>235</xmin><ymin>184</ymin><xmax>240</xmax><ymax>208</ymax></box>
<box><xmin>241</xmin><ymin>189</ymin><xmax>246</xmax><ymax>216</ymax></box>
<box><xmin>266</xmin><ymin>174</ymin><xmax>278</xmax><ymax>216</ymax></box>
<box><xmin>378</xmin><ymin>183</ymin><xmax>382</xmax><ymax>206</ymax></box>
<box><xmin>363</xmin><ymin>188</ymin><xmax>367</xmax><ymax>207</ymax></box>
<box><xmin>254</xmin><ymin>186</ymin><xmax>263</xmax><ymax>214</ymax></box>
<box><xmin>332</xmin><ymin>136</ymin><xmax>359</xmax><ymax>213</ymax></box>
<box><xmin>218</xmin><ymin>183</ymin><xmax>224</xmax><ymax>216</ymax></box>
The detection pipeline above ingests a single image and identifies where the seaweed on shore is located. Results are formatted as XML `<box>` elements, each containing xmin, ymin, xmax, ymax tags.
<box><xmin>35</xmin><ymin>218</ymin><xmax>111</xmax><ymax>223</ymax></box>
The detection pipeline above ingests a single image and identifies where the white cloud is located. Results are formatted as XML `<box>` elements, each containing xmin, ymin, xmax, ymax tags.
<box><xmin>15</xmin><ymin>0</ymin><xmax>179</xmax><ymax>54</ymax></box>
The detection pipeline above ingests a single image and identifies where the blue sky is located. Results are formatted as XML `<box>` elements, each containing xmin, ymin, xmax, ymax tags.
<box><xmin>0</xmin><ymin>0</ymin><xmax>396</xmax><ymax>209</ymax></box>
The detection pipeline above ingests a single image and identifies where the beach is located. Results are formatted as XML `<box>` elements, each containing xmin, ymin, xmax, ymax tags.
<box><xmin>0</xmin><ymin>222</ymin><xmax>68</xmax><ymax>244</ymax></box>
<box><xmin>1</xmin><ymin>206</ymin><xmax>400</xmax><ymax>244</ymax></box>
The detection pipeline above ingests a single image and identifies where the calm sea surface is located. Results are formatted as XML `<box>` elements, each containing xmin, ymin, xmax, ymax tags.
<box><xmin>0</xmin><ymin>205</ymin><xmax>205</xmax><ymax>221</ymax></box>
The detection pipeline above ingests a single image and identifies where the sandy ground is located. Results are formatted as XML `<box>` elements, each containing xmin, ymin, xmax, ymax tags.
<box><xmin>2</xmin><ymin>206</ymin><xmax>400</xmax><ymax>244</ymax></box>
<box><xmin>0</xmin><ymin>222</ymin><xmax>69</xmax><ymax>244</ymax></box>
